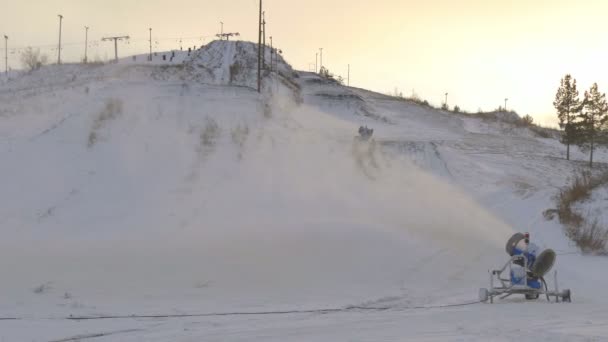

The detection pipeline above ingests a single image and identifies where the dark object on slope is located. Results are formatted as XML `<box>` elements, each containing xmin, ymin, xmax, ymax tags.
<box><xmin>358</xmin><ymin>126</ymin><xmax>374</xmax><ymax>140</ymax></box>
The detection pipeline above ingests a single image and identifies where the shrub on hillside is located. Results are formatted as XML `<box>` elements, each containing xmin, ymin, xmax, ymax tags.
<box><xmin>522</xmin><ymin>114</ymin><xmax>534</xmax><ymax>126</ymax></box>
<box><xmin>529</xmin><ymin>125</ymin><xmax>553</xmax><ymax>138</ymax></box>
<box><xmin>201</xmin><ymin>117</ymin><xmax>220</xmax><ymax>147</ymax></box>
<box><xmin>20</xmin><ymin>47</ymin><xmax>48</xmax><ymax>72</ymax></box>
<box><xmin>318</xmin><ymin>66</ymin><xmax>343</xmax><ymax>85</ymax></box>
<box><xmin>555</xmin><ymin>171</ymin><xmax>608</xmax><ymax>254</ymax></box>
<box><xmin>88</xmin><ymin>99</ymin><xmax>124</xmax><ymax>148</ymax></box>
<box><xmin>566</xmin><ymin>218</ymin><xmax>608</xmax><ymax>254</ymax></box>
<box><xmin>229</xmin><ymin>62</ymin><xmax>242</xmax><ymax>84</ymax></box>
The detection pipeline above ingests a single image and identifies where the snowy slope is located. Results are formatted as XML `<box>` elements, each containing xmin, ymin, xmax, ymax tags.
<box><xmin>1</xmin><ymin>40</ymin><xmax>608</xmax><ymax>341</ymax></box>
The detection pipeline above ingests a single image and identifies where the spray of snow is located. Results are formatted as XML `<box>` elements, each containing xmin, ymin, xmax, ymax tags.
<box><xmin>0</xmin><ymin>42</ymin><xmax>514</xmax><ymax>315</ymax></box>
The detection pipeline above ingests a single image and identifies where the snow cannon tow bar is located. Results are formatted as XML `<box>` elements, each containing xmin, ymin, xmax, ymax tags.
<box><xmin>479</xmin><ymin>232</ymin><xmax>571</xmax><ymax>303</ymax></box>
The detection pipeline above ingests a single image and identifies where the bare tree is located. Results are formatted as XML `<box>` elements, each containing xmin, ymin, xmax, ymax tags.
<box><xmin>20</xmin><ymin>47</ymin><xmax>48</xmax><ymax>71</ymax></box>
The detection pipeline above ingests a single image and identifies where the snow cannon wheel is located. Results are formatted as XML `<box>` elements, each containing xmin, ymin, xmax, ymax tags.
<box><xmin>525</xmin><ymin>293</ymin><xmax>539</xmax><ymax>300</ymax></box>
<box><xmin>562</xmin><ymin>289</ymin><xmax>572</xmax><ymax>303</ymax></box>
<box><xmin>506</xmin><ymin>233</ymin><xmax>525</xmax><ymax>256</ymax></box>
<box><xmin>478</xmin><ymin>288</ymin><xmax>489</xmax><ymax>303</ymax></box>
<box><xmin>531</xmin><ymin>249</ymin><xmax>556</xmax><ymax>277</ymax></box>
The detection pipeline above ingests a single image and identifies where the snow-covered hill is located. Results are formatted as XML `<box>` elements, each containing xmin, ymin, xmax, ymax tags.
<box><xmin>1</xmin><ymin>40</ymin><xmax>608</xmax><ymax>341</ymax></box>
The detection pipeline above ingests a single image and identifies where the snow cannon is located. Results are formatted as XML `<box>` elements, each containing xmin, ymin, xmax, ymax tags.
<box><xmin>479</xmin><ymin>232</ymin><xmax>571</xmax><ymax>303</ymax></box>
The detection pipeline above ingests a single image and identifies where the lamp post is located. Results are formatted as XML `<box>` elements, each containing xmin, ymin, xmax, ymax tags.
<box><xmin>3</xmin><ymin>35</ymin><xmax>7</xmax><ymax>76</ymax></box>
<box><xmin>149</xmin><ymin>28</ymin><xmax>152</xmax><ymax>61</ymax></box>
<box><xmin>347</xmin><ymin>64</ymin><xmax>350</xmax><ymax>86</ymax></box>
<box><xmin>445</xmin><ymin>92</ymin><xmax>448</xmax><ymax>107</ymax></box>
<box><xmin>257</xmin><ymin>0</ymin><xmax>262</xmax><ymax>93</ymax></box>
<box><xmin>505</xmin><ymin>98</ymin><xmax>508</xmax><ymax>111</ymax></box>
<box><xmin>220</xmin><ymin>22</ymin><xmax>224</xmax><ymax>40</ymax></box>
<box><xmin>58</xmin><ymin>14</ymin><xmax>63</xmax><ymax>64</ymax></box>
<box><xmin>319</xmin><ymin>48</ymin><xmax>323</xmax><ymax>71</ymax></box>
<box><xmin>84</xmin><ymin>26</ymin><xmax>89</xmax><ymax>63</ymax></box>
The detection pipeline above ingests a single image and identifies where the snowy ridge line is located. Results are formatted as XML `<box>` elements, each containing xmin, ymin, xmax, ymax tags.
<box><xmin>0</xmin><ymin>300</ymin><xmax>482</xmax><ymax>322</ymax></box>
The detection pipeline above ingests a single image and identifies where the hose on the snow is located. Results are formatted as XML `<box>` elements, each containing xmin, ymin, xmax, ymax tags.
<box><xmin>0</xmin><ymin>300</ymin><xmax>483</xmax><ymax>322</ymax></box>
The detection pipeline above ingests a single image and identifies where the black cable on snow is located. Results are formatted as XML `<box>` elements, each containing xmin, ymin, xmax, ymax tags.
<box><xmin>0</xmin><ymin>299</ymin><xmax>483</xmax><ymax>322</ymax></box>
<box><xmin>64</xmin><ymin>301</ymin><xmax>483</xmax><ymax>321</ymax></box>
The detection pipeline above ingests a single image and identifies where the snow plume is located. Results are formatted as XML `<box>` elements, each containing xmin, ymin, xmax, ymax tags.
<box><xmin>0</xmin><ymin>75</ymin><xmax>513</xmax><ymax>315</ymax></box>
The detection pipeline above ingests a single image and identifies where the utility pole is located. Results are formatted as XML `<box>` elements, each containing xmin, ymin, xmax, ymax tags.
<box><xmin>315</xmin><ymin>53</ymin><xmax>318</xmax><ymax>73</ymax></box>
<box><xmin>257</xmin><ymin>0</ymin><xmax>262</xmax><ymax>93</ymax></box>
<box><xmin>347</xmin><ymin>64</ymin><xmax>350</xmax><ymax>86</ymax></box>
<box><xmin>262</xmin><ymin>12</ymin><xmax>266</xmax><ymax>70</ymax></box>
<box><xmin>102</xmin><ymin>36</ymin><xmax>130</xmax><ymax>63</ymax></box>
<box><xmin>504</xmin><ymin>98</ymin><xmax>508</xmax><ymax>111</ymax></box>
<box><xmin>444</xmin><ymin>92</ymin><xmax>448</xmax><ymax>107</ymax></box>
<box><xmin>149</xmin><ymin>28</ymin><xmax>152</xmax><ymax>61</ymax></box>
<box><xmin>220</xmin><ymin>22</ymin><xmax>224</xmax><ymax>39</ymax></box>
<box><xmin>319</xmin><ymin>48</ymin><xmax>323</xmax><ymax>71</ymax></box>
<box><xmin>275</xmin><ymin>49</ymin><xmax>282</xmax><ymax>71</ymax></box>
<box><xmin>4</xmin><ymin>35</ymin><xmax>7</xmax><ymax>76</ymax></box>
<box><xmin>269</xmin><ymin>36</ymin><xmax>273</xmax><ymax>72</ymax></box>
<box><xmin>57</xmin><ymin>14</ymin><xmax>63</xmax><ymax>64</ymax></box>
<box><xmin>84</xmin><ymin>26</ymin><xmax>89</xmax><ymax>63</ymax></box>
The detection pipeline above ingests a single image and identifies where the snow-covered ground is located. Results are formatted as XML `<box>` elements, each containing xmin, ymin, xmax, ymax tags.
<box><xmin>1</xmin><ymin>40</ymin><xmax>608</xmax><ymax>341</ymax></box>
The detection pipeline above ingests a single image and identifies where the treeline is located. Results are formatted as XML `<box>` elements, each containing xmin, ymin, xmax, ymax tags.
<box><xmin>554</xmin><ymin>74</ymin><xmax>608</xmax><ymax>167</ymax></box>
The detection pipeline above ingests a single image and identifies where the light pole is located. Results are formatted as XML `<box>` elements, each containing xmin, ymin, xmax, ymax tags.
<box><xmin>3</xmin><ymin>35</ymin><xmax>7</xmax><ymax>76</ymax></box>
<box><xmin>257</xmin><ymin>0</ymin><xmax>262</xmax><ymax>93</ymax></box>
<box><xmin>269</xmin><ymin>36</ymin><xmax>273</xmax><ymax>71</ymax></box>
<box><xmin>58</xmin><ymin>14</ymin><xmax>63</xmax><ymax>64</ymax></box>
<box><xmin>220</xmin><ymin>22</ymin><xmax>224</xmax><ymax>39</ymax></box>
<box><xmin>262</xmin><ymin>12</ymin><xmax>266</xmax><ymax>69</ymax></box>
<box><xmin>315</xmin><ymin>53</ymin><xmax>318</xmax><ymax>73</ymax></box>
<box><xmin>276</xmin><ymin>49</ymin><xmax>282</xmax><ymax>72</ymax></box>
<box><xmin>84</xmin><ymin>26</ymin><xmax>89</xmax><ymax>63</ymax></box>
<box><xmin>149</xmin><ymin>28</ymin><xmax>152</xmax><ymax>61</ymax></box>
<box><xmin>504</xmin><ymin>98</ymin><xmax>508</xmax><ymax>111</ymax></box>
<box><xmin>347</xmin><ymin>64</ymin><xmax>350</xmax><ymax>86</ymax></box>
<box><xmin>319</xmin><ymin>48</ymin><xmax>323</xmax><ymax>71</ymax></box>
<box><xmin>445</xmin><ymin>92</ymin><xmax>448</xmax><ymax>107</ymax></box>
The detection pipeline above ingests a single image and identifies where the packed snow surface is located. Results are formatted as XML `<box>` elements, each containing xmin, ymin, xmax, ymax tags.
<box><xmin>1</xmin><ymin>41</ymin><xmax>608</xmax><ymax>341</ymax></box>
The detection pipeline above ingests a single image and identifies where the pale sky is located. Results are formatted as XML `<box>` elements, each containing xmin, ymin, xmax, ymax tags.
<box><xmin>2</xmin><ymin>0</ymin><xmax>608</xmax><ymax>126</ymax></box>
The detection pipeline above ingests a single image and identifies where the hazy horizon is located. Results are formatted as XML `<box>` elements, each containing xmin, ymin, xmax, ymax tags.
<box><xmin>2</xmin><ymin>0</ymin><xmax>608</xmax><ymax>126</ymax></box>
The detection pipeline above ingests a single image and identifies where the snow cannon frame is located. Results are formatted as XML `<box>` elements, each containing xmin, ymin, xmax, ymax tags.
<box><xmin>479</xmin><ymin>233</ymin><xmax>571</xmax><ymax>304</ymax></box>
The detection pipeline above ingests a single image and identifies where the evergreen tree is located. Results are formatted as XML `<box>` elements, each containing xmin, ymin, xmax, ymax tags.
<box><xmin>553</xmin><ymin>74</ymin><xmax>582</xmax><ymax>160</ymax></box>
<box><xmin>577</xmin><ymin>83</ymin><xmax>608</xmax><ymax>168</ymax></box>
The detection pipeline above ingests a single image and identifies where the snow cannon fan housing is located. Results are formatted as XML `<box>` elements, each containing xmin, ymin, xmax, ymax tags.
<box><xmin>505</xmin><ymin>232</ymin><xmax>555</xmax><ymax>277</ymax></box>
